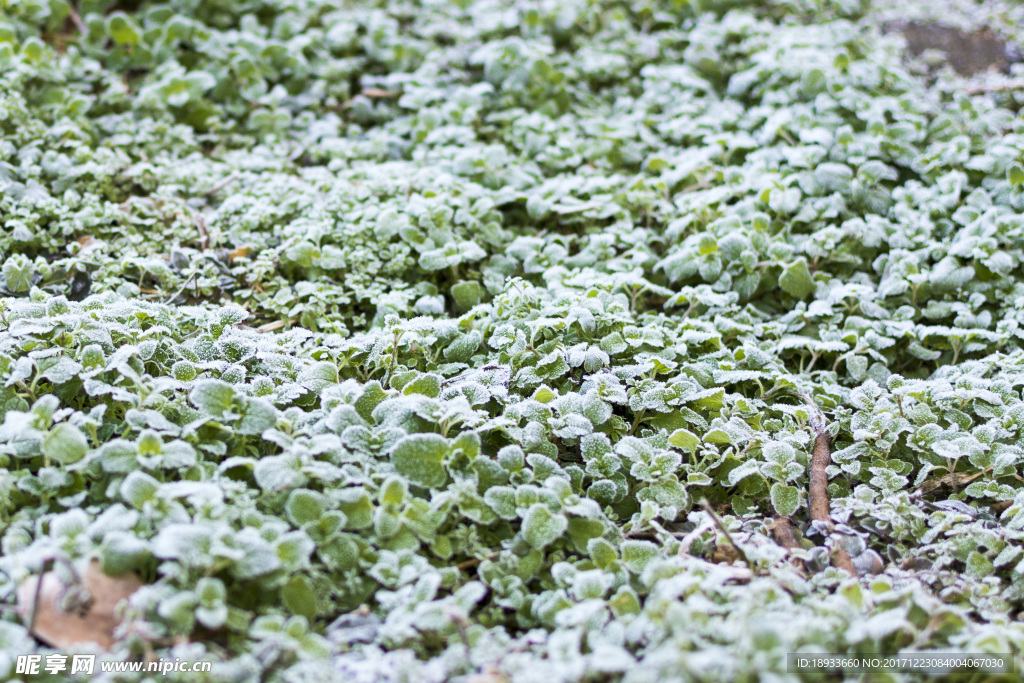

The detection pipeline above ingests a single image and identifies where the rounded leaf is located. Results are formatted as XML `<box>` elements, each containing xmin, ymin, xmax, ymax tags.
<box><xmin>521</xmin><ymin>504</ymin><xmax>567</xmax><ymax>549</ymax></box>
<box><xmin>770</xmin><ymin>483</ymin><xmax>800</xmax><ymax>517</ymax></box>
<box><xmin>389</xmin><ymin>434</ymin><xmax>449</xmax><ymax>488</ymax></box>
<box><xmin>107</xmin><ymin>12</ymin><xmax>141</xmax><ymax>45</ymax></box>
<box><xmin>42</xmin><ymin>424</ymin><xmax>88</xmax><ymax>465</ymax></box>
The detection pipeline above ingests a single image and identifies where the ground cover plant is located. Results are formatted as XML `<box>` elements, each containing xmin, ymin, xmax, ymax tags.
<box><xmin>2</xmin><ymin>0</ymin><xmax>1024</xmax><ymax>680</ymax></box>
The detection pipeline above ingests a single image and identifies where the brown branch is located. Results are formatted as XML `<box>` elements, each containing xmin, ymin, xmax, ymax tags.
<box><xmin>808</xmin><ymin>427</ymin><xmax>832</xmax><ymax>523</ymax></box>
<box><xmin>769</xmin><ymin>516</ymin><xmax>807</xmax><ymax>575</ymax></box>
<box><xmin>678</xmin><ymin>181</ymin><xmax>712</xmax><ymax>195</ymax></box>
<box><xmin>770</xmin><ymin>516</ymin><xmax>800</xmax><ymax>550</ymax></box>
<box><xmin>804</xmin><ymin>398</ymin><xmax>858</xmax><ymax>577</ymax></box>
<box><xmin>829</xmin><ymin>545</ymin><xmax>858</xmax><ymax>576</ymax></box>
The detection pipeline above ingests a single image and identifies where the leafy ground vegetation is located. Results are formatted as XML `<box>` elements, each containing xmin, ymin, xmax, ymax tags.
<box><xmin>2</xmin><ymin>0</ymin><xmax>1024</xmax><ymax>680</ymax></box>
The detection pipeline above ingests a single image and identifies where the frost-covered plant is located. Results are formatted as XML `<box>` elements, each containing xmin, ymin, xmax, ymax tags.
<box><xmin>2</xmin><ymin>0</ymin><xmax>1024</xmax><ymax>679</ymax></box>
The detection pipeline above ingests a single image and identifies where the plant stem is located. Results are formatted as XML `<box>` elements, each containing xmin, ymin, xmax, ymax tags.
<box><xmin>699</xmin><ymin>499</ymin><xmax>756</xmax><ymax>576</ymax></box>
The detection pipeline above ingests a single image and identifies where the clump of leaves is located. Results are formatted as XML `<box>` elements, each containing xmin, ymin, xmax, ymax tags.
<box><xmin>1</xmin><ymin>0</ymin><xmax>1024</xmax><ymax>679</ymax></box>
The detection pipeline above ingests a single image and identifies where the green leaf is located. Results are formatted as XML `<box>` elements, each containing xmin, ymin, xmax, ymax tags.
<box><xmin>286</xmin><ymin>489</ymin><xmax>325</xmax><ymax>526</ymax></box>
<box><xmin>965</xmin><ymin>551</ymin><xmax>994</xmax><ymax>579</ymax></box>
<box><xmin>380</xmin><ymin>476</ymin><xmax>407</xmax><ymax>505</ymax></box>
<box><xmin>121</xmin><ymin>471</ymin><xmax>160</xmax><ymax>509</ymax></box>
<box><xmin>390</xmin><ymin>434</ymin><xmax>449</xmax><ymax>488</ymax></box>
<box><xmin>275</xmin><ymin>532</ymin><xmax>315</xmax><ymax>572</ymax></box>
<box><xmin>588</xmin><ymin>538</ymin><xmax>618</xmax><ymax>569</ymax></box>
<box><xmin>1008</xmin><ymin>164</ymin><xmax>1024</xmax><ymax>188</ymax></box>
<box><xmin>451</xmin><ymin>281</ymin><xmax>482</xmax><ymax>310</ymax></box>
<box><xmin>172</xmin><ymin>360</ymin><xmax>197</xmax><ymax>382</ymax></box>
<box><xmin>621</xmin><ymin>540</ymin><xmax>658</xmax><ymax>574</ymax></box>
<box><xmin>2</xmin><ymin>254</ymin><xmax>33</xmax><ymax>293</ymax></box>
<box><xmin>521</xmin><ymin>504</ymin><xmax>567</xmax><ymax>549</ymax></box>
<box><xmin>236</xmin><ymin>397</ymin><xmax>277</xmax><ymax>435</ymax></box>
<box><xmin>691</xmin><ymin>388</ymin><xmax>724</xmax><ymax>410</ymax></box>
<box><xmin>668</xmin><ymin>428</ymin><xmax>699</xmax><ymax>453</ymax></box>
<box><xmin>532</xmin><ymin>386</ymin><xmax>557</xmax><ymax>403</ymax></box>
<box><xmin>195</xmin><ymin>578</ymin><xmax>228</xmax><ymax>629</ymax></box>
<box><xmin>813</xmin><ymin>162</ymin><xmax>852</xmax><ymax>193</ymax></box>
<box><xmin>443</xmin><ymin>331</ymin><xmax>482</xmax><ymax>362</ymax></box>
<box><xmin>322</xmin><ymin>535</ymin><xmax>359</xmax><ymax>571</ymax></box>
<box><xmin>285</xmin><ymin>242</ymin><xmax>320</xmax><ymax>267</ymax></box>
<box><xmin>484</xmin><ymin>486</ymin><xmax>518</xmax><ymax>520</ymax></box>
<box><xmin>107</xmin><ymin>12</ymin><xmax>141</xmax><ymax>45</ymax></box>
<box><xmin>770</xmin><ymin>483</ymin><xmax>800</xmax><ymax>517</ymax></box>
<box><xmin>687</xmin><ymin>472</ymin><xmax>713</xmax><ymax>486</ymax></box>
<box><xmin>197</xmin><ymin>577</ymin><xmax>226</xmax><ymax>606</ymax></box>
<box><xmin>779</xmin><ymin>259</ymin><xmax>815</xmax><ymax>299</ymax></box>
<box><xmin>297</xmin><ymin>362</ymin><xmax>339</xmax><ymax>390</ymax></box>
<box><xmin>158</xmin><ymin>592</ymin><xmax>197</xmax><ymax>633</ymax></box>
<box><xmin>599</xmin><ymin>332</ymin><xmax>628</xmax><ymax>355</ymax></box>
<box><xmin>354</xmin><ymin>382</ymin><xmax>388</xmax><ymax>423</ymax></box>
<box><xmin>801</xmin><ymin>68</ymin><xmax>826</xmax><ymax>96</ymax></box>
<box><xmin>566</xmin><ymin>517</ymin><xmax>605</xmax><ymax>552</ymax></box>
<box><xmin>608</xmin><ymin>586</ymin><xmax>642</xmax><ymax>618</ymax></box>
<box><xmin>697</xmin><ymin>234</ymin><xmax>717</xmax><ymax>255</ymax></box>
<box><xmin>189</xmin><ymin>380</ymin><xmax>235</xmax><ymax>417</ymax></box>
<box><xmin>100</xmin><ymin>531</ymin><xmax>150</xmax><ymax>576</ymax></box>
<box><xmin>337</xmin><ymin>489</ymin><xmax>373</xmax><ymax>529</ymax></box>
<box><xmin>42</xmin><ymin>423</ymin><xmax>88</xmax><ymax>465</ymax></box>
<box><xmin>419</xmin><ymin>247</ymin><xmax>455</xmax><ymax>271</ymax></box>
<box><xmin>281</xmin><ymin>575</ymin><xmax>318</xmax><ymax>621</ymax></box>
<box><xmin>403</xmin><ymin>373</ymin><xmax>441</xmax><ymax>398</ymax></box>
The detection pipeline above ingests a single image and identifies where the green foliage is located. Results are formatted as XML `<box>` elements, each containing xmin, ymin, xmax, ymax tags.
<box><xmin>390</xmin><ymin>434</ymin><xmax>449</xmax><ymax>488</ymax></box>
<box><xmin>1</xmin><ymin>0</ymin><xmax>1024</xmax><ymax>679</ymax></box>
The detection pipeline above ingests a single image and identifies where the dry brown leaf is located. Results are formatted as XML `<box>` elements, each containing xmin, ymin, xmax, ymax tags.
<box><xmin>361</xmin><ymin>88</ymin><xmax>400</xmax><ymax>98</ymax></box>
<box><xmin>710</xmin><ymin>543</ymin><xmax>741</xmax><ymax>565</ymax></box>
<box><xmin>257</xmin><ymin>318</ymin><xmax>296</xmax><ymax>333</ymax></box>
<box><xmin>229</xmin><ymin>246</ymin><xmax>253</xmax><ymax>262</ymax></box>
<box><xmin>75</xmin><ymin>235</ymin><xmax>105</xmax><ymax>256</ymax></box>
<box><xmin>990</xmin><ymin>500</ymin><xmax>1014</xmax><ymax>514</ymax></box>
<box><xmin>17</xmin><ymin>559</ymin><xmax>143</xmax><ymax>651</ymax></box>
<box><xmin>915</xmin><ymin>470</ymin><xmax>985</xmax><ymax>497</ymax></box>
<box><xmin>465</xmin><ymin>673</ymin><xmax>510</xmax><ymax>683</ymax></box>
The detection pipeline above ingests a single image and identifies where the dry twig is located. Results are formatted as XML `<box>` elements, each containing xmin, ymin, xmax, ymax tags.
<box><xmin>67</xmin><ymin>6</ymin><xmax>87</xmax><ymax>34</ymax></box>
<box><xmin>678</xmin><ymin>520</ymin><xmax>715</xmax><ymax>556</ymax></box>
<box><xmin>770</xmin><ymin>516</ymin><xmax>800</xmax><ymax>550</ymax></box>
<box><xmin>769</xmin><ymin>516</ymin><xmax>807</xmax><ymax>574</ymax></box>
<box><xmin>699</xmin><ymin>500</ymin><xmax>756</xmax><ymax>575</ymax></box>
<box><xmin>804</xmin><ymin>399</ymin><xmax>857</xmax><ymax>576</ymax></box>
<box><xmin>257</xmin><ymin>318</ymin><xmax>296</xmax><ymax>333</ymax></box>
<box><xmin>181</xmin><ymin>205</ymin><xmax>211</xmax><ymax>250</ymax></box>
<box><xmin>204</xmin><ymin>174</ymin><xmax>239</xmax><ymax>196</ymax></box>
